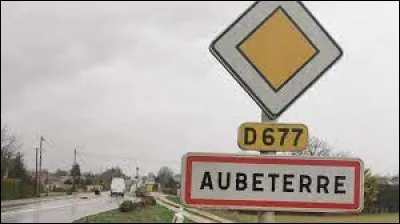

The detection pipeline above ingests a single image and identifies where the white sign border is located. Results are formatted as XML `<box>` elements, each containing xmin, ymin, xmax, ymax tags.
<box><xmin>180</xmin><ymin>152</ymin><xmax>364</xmax><ymax>213</ymax></box>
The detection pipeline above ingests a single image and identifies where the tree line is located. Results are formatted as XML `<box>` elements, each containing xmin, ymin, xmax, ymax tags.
<box><xmin>55</xmin><ymin>165</ymin><xmax>130</xmax><ymax>192</ymax></box>
<box><xmin>1</xmin><ymin>122</ymin><xmax>132</xmax><ymax>198</ymax></box>
<box><xmin>1</xmin><ymin>123</ymin><xmax>34</xmax><ymax>200</ymax></box>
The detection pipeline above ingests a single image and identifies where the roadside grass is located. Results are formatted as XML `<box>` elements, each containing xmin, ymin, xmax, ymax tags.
<box><xmin>165</xmin><ymin>195</ymin><xmax>399</xmax><ymax>223</ymax></box>
<box><xmin>205</xmin><ymin>210</ymin><xmax>399</xmax><ymax>223</ymax></box>
<box><xmin>166</xmin><ymin>195</ymin><xmax>183</xmax><ymax>206</ymax></box>
<box><xmin>73</xmin><ymin>204</ymin><xmax>193</xmax><ymax>223</ymax></box>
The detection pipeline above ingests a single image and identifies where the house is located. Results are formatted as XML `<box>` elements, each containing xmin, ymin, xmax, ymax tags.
<box><xmin>45</xmin><ymin>175</ymin><xmax>72</xmax><ymax>191</ymax></box>
<box><xmin>86</xmin><ymin>184</ymin><xmax>102</xmax><ymax>192</ymax></box>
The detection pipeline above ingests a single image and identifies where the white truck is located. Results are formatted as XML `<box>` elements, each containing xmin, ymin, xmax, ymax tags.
<box><xmin>110</xmin><ymin>177</ymin><xmax>126</xmax><ymax>197</ymax></box>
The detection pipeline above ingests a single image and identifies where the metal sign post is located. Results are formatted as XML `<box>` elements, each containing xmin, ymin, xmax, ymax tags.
<box><xmin>258</xmin><ymin>112</ymin><xmax>276</xmax><ymax>223</ymax></box>
<box><xmin>258</xmin><ymin>211</ymin><xmax>275</xmax><ymax>223</ymax></box>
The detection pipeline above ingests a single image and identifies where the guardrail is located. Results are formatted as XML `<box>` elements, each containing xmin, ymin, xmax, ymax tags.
<box><xmin>154</xmin><ymin>194</ymin><xmax>233</xmax><ymax>223</ymax></box>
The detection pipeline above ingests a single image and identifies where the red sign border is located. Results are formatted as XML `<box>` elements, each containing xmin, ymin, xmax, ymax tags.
<box><xmin>182</xmin><ymin>153</ymin><xmax>363</xmax><ymax>212</ymax></box>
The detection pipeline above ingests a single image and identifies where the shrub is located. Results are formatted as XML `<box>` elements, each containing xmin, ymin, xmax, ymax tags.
<box><xmin>64</xmin><ymin>179</ymin><xmax>72</xmax><ymax>185</ymax></box>
<box><xmin>134</xmin><ymin>201</ymin><xmax>144</xmax><ymax>210</ymax></box>
<box><xmin>135</xmin><ymin>188</ymin><xmax>146</xmax><ymax>198</ymax></box>
<box><xmin>52</xmin><ymin>187</ymin><xmax>67</xmax><ymax>193</ymax></box>
<box><xmin>148</xmin><ymin>196</ymin><xmax>156</xmax><ymax>205</ymax></box>
<box><xmin>119</xmin><ymin>200</ymin><xmax>134</xmax><ymax>212</ymax></box>
<box><xmin>142</xmin><ymin>196</ymin><xmax>156</xmax><ymax>207</ymax></box>
<box><xmin>162</xmin><ymin>188</ymin><xmax>177</xmax><ymax>195</ymax></box>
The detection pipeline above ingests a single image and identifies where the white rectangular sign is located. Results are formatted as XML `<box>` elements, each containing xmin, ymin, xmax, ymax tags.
<box><xmin>181</xmin><ymin>153</ymin><xmax>364</xmax><ymax>213</ymax></box>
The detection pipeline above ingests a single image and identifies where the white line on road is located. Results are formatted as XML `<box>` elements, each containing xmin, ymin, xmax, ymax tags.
<box><xmin>1</xmin><ymin>198</ymin><xmax>109</xmax><ymax>217</ymax></box>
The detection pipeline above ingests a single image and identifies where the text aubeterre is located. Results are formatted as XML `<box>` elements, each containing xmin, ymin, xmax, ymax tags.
<box><xmin>199</xmin><ymin>171</ymin><xmax>347</xmax><ymax>194</ymax></box>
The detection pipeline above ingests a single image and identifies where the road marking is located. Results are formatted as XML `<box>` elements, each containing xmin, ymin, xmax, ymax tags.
<box><xmin>1</xmin><ymin>197</ymin><xmax>110</xmax><ymax>216</ymax></box>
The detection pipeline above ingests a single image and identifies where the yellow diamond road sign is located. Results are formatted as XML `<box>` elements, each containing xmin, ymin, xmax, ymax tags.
<box><xmin>210</xmin><ymin>1</ymin><xmax>343</xmax><ymax>119</ymax></box>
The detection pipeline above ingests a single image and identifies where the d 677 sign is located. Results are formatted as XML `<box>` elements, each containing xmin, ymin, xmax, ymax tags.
<box><xmin>238</xmin><ymin>123</ymin><xmax>308</xmax><ymax>151</ymax></box>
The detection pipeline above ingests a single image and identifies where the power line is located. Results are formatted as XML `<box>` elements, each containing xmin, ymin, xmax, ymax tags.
<box><xmin>73</xmin><ymin>151</ymin><xmax>179</xmax><ymax>175</ymax></box>
<box><xmin>78</xmin><ymin>151</ymin><xmax>180</xmax><ymax>166</ymax></box>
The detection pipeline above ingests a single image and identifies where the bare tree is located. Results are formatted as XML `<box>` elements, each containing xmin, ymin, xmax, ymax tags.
<box><xmin>156</xmin><ymin>166</ymin><xmax>174</xmax><ymax>188</ymax></box>
<box><xmin>8</xmin><ymin>152</ymin><xmax>28</xmax><ymax>180</ymax></box>
<box><xmin>294</xmin><ymin>136</ymin><xmax>348</xmax><ymax>157</ymax></box>
<box><xmin>1</xmin><ymin>124</ymin><xmax>22</xmax><ymax>180</ymax></box>
<box><xmin>147</xmin><ymin>172</ymin><xmax>156</xmax><ymax>181</ymax></box>
<box><xmin>141</xmin><ymin>176</ymin><xmax>147</xmax><ymax>184</ymax></box>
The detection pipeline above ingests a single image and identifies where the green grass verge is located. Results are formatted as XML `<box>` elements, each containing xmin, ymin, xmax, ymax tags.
<box><xmin>165</xmin><ymin>195</ymin><xmax>398</xmax><ymax>223</ymax></box>
<box><xmin>73</xmin><ymin>204</ymin><xmax>193</xmax><ymax>223</ymax></box>
<box><xmin>166</xmin><ymin>195</ymin><xmax>183</xmax><ymax>206</ymax></box>
<box><xmin>205</xmin><ymin>210</ymin><xmax>399</xmax><ymax>223</ymax></box>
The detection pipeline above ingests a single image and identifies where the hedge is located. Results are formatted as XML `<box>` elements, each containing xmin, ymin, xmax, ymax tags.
<box><xmin>1</xmin><ymin>178</ymin><xmax>34</xmax><ymax>201</ymax></box>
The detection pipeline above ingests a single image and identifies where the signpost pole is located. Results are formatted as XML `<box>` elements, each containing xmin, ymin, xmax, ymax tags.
<box><xmin>258</xmin><ymin>112</ymin><xmax>276</xmax><ymax>223</ymax></box>
<box><xmin>206</xmin><ymin>0</ymin><xmax>348</xmax><ymax>217</ymax></box>
<box><xmin>258</xmin><ymin>211</ymin><xmax>275</xmax><ymax>223</ymax></box>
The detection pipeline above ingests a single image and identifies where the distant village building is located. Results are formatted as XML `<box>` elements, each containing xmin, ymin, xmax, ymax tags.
<box><xmin>172</xmin><ymin>174</ymin><xmax>181</xmax><ymax>196</ymax></box>
<box><xmin>45</xmin><ymin>175</ymin><xmax>72</xmax><ymax>191</ymax></box>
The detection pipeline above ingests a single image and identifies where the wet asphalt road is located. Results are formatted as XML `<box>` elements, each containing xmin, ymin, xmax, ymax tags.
<box><xmin>1</xmin><ymin>193</ymin><xmax>136</xmax><ymax>223</ymax></box>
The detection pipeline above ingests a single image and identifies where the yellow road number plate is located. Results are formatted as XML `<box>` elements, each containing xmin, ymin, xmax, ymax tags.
<box><xmin>238</xmin><ymin>123</ymin><xmax>308</xmax><ymax>151</ymax></box>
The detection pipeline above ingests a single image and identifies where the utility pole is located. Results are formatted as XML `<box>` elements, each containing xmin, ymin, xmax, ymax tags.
<box><xmin>35</xmin><ymin>147</ymin><xmax>39</xmax><ymax>197</ymax></box>
<box><xmin>46</xmin><ymin>170</ymin><xmax>49</xmax><ymax>196</ymax></box>
<box><xmin>257</xmin><ymin>112</ymin><xmax>276</xmax><ymax>223</ymax></box>
<box><xmin>38</xmin><ymin>136</ymin><xmax>44</xmax><ymax>197</ymax></box>
<box><xmin>72</xmin><ymin>149</ymin><xmax>77</xmax><ymax>192</ymax></box>
<box><xmin>135</xmin><ymin>166</ymin><xmax>139</xmax><ymax>191</ymax></box>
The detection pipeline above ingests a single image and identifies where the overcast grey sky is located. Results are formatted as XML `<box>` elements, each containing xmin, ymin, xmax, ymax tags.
<box><xmin>1</xmin><ymin>1</ymin><xmax>399</xmax><ymax>177</ymax></box>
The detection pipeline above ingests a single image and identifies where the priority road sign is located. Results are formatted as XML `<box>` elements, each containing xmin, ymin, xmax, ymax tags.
<box><xmin>181</xmin><ymin>153</ymin><xmax>364</xmax><ymax>213</ymax></box>
<box><xmin>238</xmin><ymin>123</ymin><xmax>308</xmax><ymax>151</ymax></box>
<box><xmin>209</xmin><ymin>1</ymin><xmax>343</xmax><ymax>119</ymax></box>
